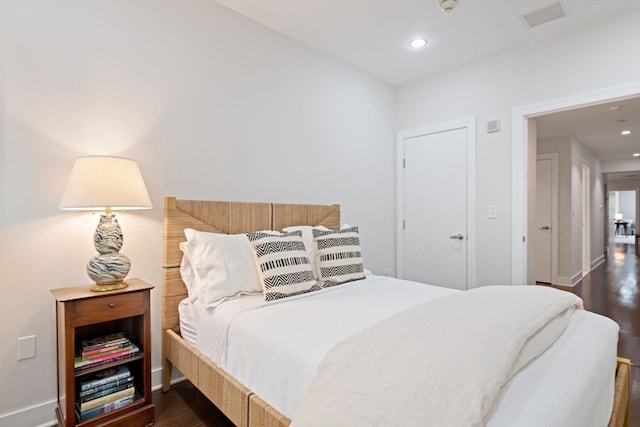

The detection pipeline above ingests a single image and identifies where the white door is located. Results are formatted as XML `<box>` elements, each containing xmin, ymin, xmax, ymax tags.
<box><xmin>535</xmin><ymin>156</ymin><xmax>553</xmax><ymax>283</ymax></box>
<box><xmin>582</xmin><ymin>164</ymin><xmax>591</xmax><ymax>275</ymax></box>
<box><xmin>402</xmin><ymin>127</ymin><xmax>468</xmax><ymax>290</ymax></box>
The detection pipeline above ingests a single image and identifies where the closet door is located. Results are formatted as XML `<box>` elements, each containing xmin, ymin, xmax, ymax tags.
<box><xmin>401</xmin><ymin>126</ymin><xmax>470</xmax><ymax>290</ymax></box>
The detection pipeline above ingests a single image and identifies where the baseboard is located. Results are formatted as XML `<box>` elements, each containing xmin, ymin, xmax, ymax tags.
<box><xmin>0</xmin><ymin>398</ymin><xmax>57</xmax><ymax>427</ymax></box>
<box><xmin>0</xmin><ymin>367</ymin><xmax>184</xmax><ymax>427</ymax></box>
<box><xmin>591</xmin><ymin>255</ymin><xmax>605</xmax><ymax>271</ymax></box>
<box><xmin>557</xmin><ymin>271</ymin><xmax>583</xmax><ymax>287</ymax></box>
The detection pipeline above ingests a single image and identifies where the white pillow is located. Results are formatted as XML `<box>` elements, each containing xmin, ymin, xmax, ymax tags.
<box><xmin>247</xmin><ymin>230</ymin><xmax>320</xmax><ymax>301</ymax></box>
<box><xmin>181</xmin><ymin>228</ymin><xmax>263</xmax><ymax>306</ymax></box>
<box><xmin>179</xmin><ymin>241</ymin><xmax>198</xmax><ymax>295</ymax></box>
<box><xmin>312</xmin><ymin>226</ymin><xmax>366</xmax><ymax>287</ymax></box>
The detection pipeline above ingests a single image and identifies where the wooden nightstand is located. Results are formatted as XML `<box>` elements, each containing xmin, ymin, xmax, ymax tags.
<box><xmin>51</xmin><ymin>278</ymin><xmax>155</xmax><ymax>427</ymax></box>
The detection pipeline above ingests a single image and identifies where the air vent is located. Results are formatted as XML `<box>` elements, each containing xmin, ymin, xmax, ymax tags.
<box><xmin>522</xmin><ymin>2</ymin><xmax>566</xmax><ymax>28</ymax></box>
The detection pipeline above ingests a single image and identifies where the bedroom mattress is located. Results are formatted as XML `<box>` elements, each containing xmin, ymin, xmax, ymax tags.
<box><xmin>179</xmin><ymin>275</ymin><xmax>619</xmax><ymax>426</ymax></box>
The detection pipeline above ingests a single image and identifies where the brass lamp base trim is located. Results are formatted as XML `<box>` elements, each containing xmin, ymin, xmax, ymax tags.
<box><xmin>90</xmin><ymin>281</ymin><xmax>128</xmax><ymax>292</ymax></box>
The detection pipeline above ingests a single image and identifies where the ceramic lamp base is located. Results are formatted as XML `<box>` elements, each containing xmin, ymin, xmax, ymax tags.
<box><xmin>87</xmin><ymin>253</ymin><xmax>131</xmax><ymax>285</ymax></box>
<box><xmin>90</xmin><ymin>281</ymin><xmax>128</xmax><ymax>292</ymax></box>
<box><xmin>87</xmin><ymin>214</ymin><xmax>132</xmax><ymax>289</ymax></box>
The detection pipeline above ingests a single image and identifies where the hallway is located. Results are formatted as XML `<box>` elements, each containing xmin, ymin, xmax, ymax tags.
<box><xmin>554</xmin><ymin>241</ymin><xmax>639</xmax><ymax>425</ymax></box>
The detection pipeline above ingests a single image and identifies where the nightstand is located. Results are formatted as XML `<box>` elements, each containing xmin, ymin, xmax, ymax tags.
<box><xmin>51</xmin><ymin>278</ymin><xmax>155</xmax><ymax>427</ymax></box>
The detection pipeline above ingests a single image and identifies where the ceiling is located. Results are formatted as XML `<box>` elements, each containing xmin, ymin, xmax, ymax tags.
<box><xmin>213</xmin><ymin>0</ymin><xmax>639</xmax><ymax>86</ymax></box>
<box><xmin>213</xmin><ymin>0</ymin><xmax>640</xmax><ymax>166</ymax></box>
<box><xmin>536</xmin><ymin>97</ymin><xmax>640</xmax><ymax>164</ymax></box>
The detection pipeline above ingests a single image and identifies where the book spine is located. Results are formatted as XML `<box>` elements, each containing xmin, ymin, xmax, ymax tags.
<box><xmin>82</xmin><ymin>337</ymin><xmax>128</xmax><ymax>352</ymax></box>
<box><xmin>83</xmin><ymin>344</ymin><xmax>133</xmax><ymax>360</ymax></box>
<box><xmin>78</xmin><ymin>395</ymin><xmax>135</xmax><ymax>421</ymax></box>
<box><xmin>79</xmin><ymin>376</ymin><xmax>134</xmax><ymax>398</ymax></box>
<box><xmin>79</xmin><ymin>382</ymin><xmax>134</xmax><ymax>403</ymax></box>
<box><xmin>82</xmin><ymin>341</ymin><xmax>131</xmax><ymax>358</ymax></box>
<box><xmin>81</xmin><ymin>332</ymin><xmax>128</xmax><ymax>351</ymax></box>
<box><xmin>78</xmin><ymin>386</ymin><xmax>135</xmax><ymax>412</ymax></box>
<box><xmin>75</xmin><ymin>344</ymin><xmax>139</xmax><ymax>369</ymax></box>
<box><xmin>79</xmin><ymin>368</ymin><xmax>130</xmax><ymax>391</ymax></box>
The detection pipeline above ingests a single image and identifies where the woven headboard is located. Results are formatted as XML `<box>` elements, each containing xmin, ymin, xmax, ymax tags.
<box><xmin>162</xmin><ymin>196</ymin><xmax>341</xmax><ymax>332</ymax></box>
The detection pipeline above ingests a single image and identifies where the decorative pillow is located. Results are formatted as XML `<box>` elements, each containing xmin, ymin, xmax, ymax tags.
<box><xmin>181</xmin><ymin>229</ymin><xmax>264</xmax><ymax>306</ymax></box>
<box><xmin>282</xmin><ymin>225</ymin><xmax>330</xmax><ymax>280</ymax></box>
<box><xmin>247</xmin><ymin>230</ymin><xmax>320</xmax><ymax>301</ymax></box>
<box><xmin>312</xmin><ymin>226</ymin><xmax>365</xmax><ymax>287</ymax></box>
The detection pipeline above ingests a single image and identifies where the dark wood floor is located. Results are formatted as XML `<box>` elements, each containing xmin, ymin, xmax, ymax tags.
<box><xmin>550</xmin><ymin>241</ymin><xmax>640</xmax><ymax>427</ymax></box>
<box><xmin>153</xmin><ymin>380</ymin><xmax>234</xmax><ymax>427</ymax></box>
<box><xmin>152</xmin><ymin>242</ymin><xmax>640</xmax><ymax>426</ymax></box>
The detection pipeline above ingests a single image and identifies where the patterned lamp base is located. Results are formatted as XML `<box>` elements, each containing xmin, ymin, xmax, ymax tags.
<box><xmin>87</xmin><ymin>214</ymin><xmax>131</xmax><ymax>291</ymax></box>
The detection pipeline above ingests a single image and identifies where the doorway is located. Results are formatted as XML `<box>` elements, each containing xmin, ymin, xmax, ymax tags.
<box><xmin>609</xmin><ymin>190</ymin><xmax>636</xmax><ymax>245</ymax></box>
<box><xmin>511</xmin><ymin>82</ymin><xmax>640</xmax><ymax>285</ymax></box>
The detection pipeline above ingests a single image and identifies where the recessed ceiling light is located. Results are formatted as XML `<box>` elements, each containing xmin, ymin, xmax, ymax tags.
<box><xmin>410</xmin><ymin>38</ymin><xmax>427</xmax><ymax>49</ymax></box>
<box><xmin>621</xmin><ymin>130</ymin><xmax>631</xmax><ymax>135</ymax></box>
<box><xmin>633</xmin><ymin>153</ymin><xmax>640</xmax><ymax>157</ymax></box>
<box><xmin>608</xmin><ymin>105</ymin><xmax>620</xmax><ymax>111</ymax></box>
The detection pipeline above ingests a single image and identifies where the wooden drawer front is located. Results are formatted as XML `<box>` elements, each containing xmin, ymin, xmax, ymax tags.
<box><xmin>73</xmin><ymin>292</ymin><xmax>145</xmax><ymax>326</ymax></box>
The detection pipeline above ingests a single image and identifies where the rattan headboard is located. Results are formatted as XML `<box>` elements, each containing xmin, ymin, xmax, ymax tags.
<box><xmin>162</xmin><ymin>196</ymin><xmax>340</xmax><ymax>332</ymax></box>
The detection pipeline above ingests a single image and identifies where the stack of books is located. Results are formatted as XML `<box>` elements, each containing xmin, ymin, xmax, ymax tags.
<box><xmin>76</xmin><ymin>365</ymin><xmax>136</xmax><ymax>421</ymax></box>
<box><xmin>74</xmin><ymin>332</ymin><xmax>140</xmax><ymax>370</ymax></box>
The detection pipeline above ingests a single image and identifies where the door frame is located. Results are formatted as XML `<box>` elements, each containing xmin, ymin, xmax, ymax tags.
<box><xmin>536</xmin><ymin>153</ymin><xmax>559</xmax><ymax>285</ymax></box>
<box><xmin>511</xmin><ymin>82</ymin><xmax>640</xmax><ymax>285</ymax></box>
<box><xmin>396</xmin><ymin>117</ymin><xmax>476</xmax><ymax>289</ymax></box>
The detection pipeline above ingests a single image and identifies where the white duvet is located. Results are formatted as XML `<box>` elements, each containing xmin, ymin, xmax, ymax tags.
<box><xmin>290</xmin><ymin>285</ymin><xmax>582</xmax><ymax>427</ymax></box>
<box><xmin>186</xmin><ymin>276</ymin><xmax>619</xmax><ymax>427</ymax></box>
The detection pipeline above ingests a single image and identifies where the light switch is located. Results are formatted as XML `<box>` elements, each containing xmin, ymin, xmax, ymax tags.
<box><xmin>488</xmin><ymin>206</ymin><xmax>497</xmax><ymax>219</ymax></box>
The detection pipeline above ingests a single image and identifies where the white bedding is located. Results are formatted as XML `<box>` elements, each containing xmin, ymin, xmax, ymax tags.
<box><xmin>180</xmin><ymin>276</ymin><xmax>619</xmax><ymax>426</ymax></box>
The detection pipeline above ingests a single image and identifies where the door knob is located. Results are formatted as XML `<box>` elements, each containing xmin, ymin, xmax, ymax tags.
<box><xmin>539</xmin><ymin>225</ymin><xmax>550</xmax><ymax>230</ymax></box>
<box><xmin>449</xmin><ymin>234</ymin><xmax>464</xmax><ymax>240</ymax></box>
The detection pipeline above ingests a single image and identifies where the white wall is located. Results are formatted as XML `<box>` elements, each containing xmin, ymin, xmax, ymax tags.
<box><xmin>571</xmin><ymin>139</ymin><xmax>605</xmax><ymax>274</ymax></box>
<box><xmin>396</xmin><ymin>10</ymin><xmax>640</xmax><ymax>286</ymax></box>
<box><xmin>616</xmin><ymin>190</ymin><xmax>636</xmax><ymax>221</ymax></box>
<box><xmin>0</xmin><ymin>1</ymin><xmax>395</xmax><ymax>425</ymax></box>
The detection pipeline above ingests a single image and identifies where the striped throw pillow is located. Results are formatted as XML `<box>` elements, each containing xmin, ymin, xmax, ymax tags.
<box><xmin>312</xmin><ymin>226</ymin><xmax>365</xmax><ymax>287</ymax></box>
<box><xmin>247</xmin><ymin>231</ymin><xmax>320</xmax><ymax>301</ymax></box>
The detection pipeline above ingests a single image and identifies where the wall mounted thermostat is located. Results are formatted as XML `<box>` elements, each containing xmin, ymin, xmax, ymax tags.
<box><xmin>487</xmin><ymin>119</ymin><xmax>500</xmax><ymax>133</ymax></box>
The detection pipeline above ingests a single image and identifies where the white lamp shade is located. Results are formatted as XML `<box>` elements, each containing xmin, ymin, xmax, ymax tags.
<box><xmin>614</xmin><ymin>213</ymin><xmax>624</xmax><ymax>221</ymax></box>
<box><xmin>60</xmin><ymin>156</ymin><xmax>152</xmax><ymax>210</ymax></box>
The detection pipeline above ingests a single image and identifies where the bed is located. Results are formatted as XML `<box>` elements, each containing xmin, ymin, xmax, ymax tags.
<box><xmin>161</xmin><ymin>196</ymin><xmax>631</xmax><ymax>427</ymax></box>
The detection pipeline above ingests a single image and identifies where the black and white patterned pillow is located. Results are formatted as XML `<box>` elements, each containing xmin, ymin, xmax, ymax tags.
<box><xmin>247</xmin><ymin>231</ymin><xmax>320</xmax><ymax>301</ymax></box>
<box><xmin>312</xmin><ymin>226</ymin><xmax>365</xmax><ymax>287</ymax></box>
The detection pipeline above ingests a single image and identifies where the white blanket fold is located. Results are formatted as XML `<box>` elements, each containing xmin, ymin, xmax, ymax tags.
<box><xmin>290</xmin><ymin>285</ymin><xmax>583</xmax><ymax>427</ymax></box>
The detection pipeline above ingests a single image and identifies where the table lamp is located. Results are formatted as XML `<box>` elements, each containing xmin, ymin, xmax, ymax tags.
<box><xmin>614</xmin><ymin>213</ymin><xmax>623</xmax><ymax>221</ymax></box>
<box><xmin>59</xmin><ymin>156</ymin><xmax>152</xmax><ymax>291</ymax></box>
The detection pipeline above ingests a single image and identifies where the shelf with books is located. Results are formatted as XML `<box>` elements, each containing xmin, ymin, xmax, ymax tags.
<box><xmin>74</xmin><ymin>352</ymin><xmax>144</xmax><ymax>377</ymax></box>
<box><xmin>74</xmin><ymin>331</ymin><xmax>141</xmax><ymax>371</ymax></box>
<box><xmin>78</xmin><ymin>366</ymin><xmax>135</xmax><ymax>399</ymax></box>
<box><xmin>51</xmin><ymin>279</ymin><xmax>154</xmax><ymax>427</ymax></box>
<box><xmin>76</xmin><ymin>393</ymin><xmax>137</xmax><ymax>422</ymax></box>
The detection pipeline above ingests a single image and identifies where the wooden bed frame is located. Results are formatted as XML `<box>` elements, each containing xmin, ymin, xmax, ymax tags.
<box><xmin>161</xmin><ymin>196</ymin><xmax>631</xmax><ymax>427</ymax></box>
